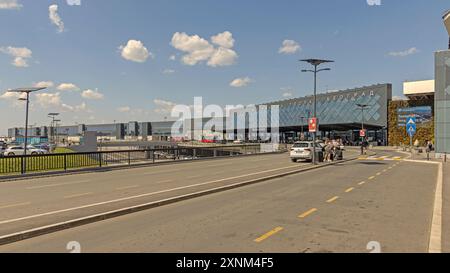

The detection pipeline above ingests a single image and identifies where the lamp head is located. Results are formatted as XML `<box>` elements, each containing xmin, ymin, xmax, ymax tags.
<box><xmin>444</xmin><ymin>10</ymin><xmax>450</xmax><ymax>36</ymax></box>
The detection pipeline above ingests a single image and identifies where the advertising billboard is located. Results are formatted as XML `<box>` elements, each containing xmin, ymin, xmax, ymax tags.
<box><xmin>397</xmin><ymin>106</ymin><xmax>433</xmax><ymax>127</ymax></box>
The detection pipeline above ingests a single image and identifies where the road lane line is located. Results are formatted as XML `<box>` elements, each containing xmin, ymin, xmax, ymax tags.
<box><xmin>26</xmin><ymin>180</ymin><xmax>91</xmax><ymax>190</ymax></box>
<box><xmin>116</xmin><ymin>185</ymin><xmax>139</xmax><ymax>191</ymax></box>
<box><xmin>376</xmin><ymin>172</ymin><xmax>382</xmax><ymax>176</ymax></box>
<box><xmin>254</xmin><ymin>227</ymin><xmax>284</xmax><ymax>243</ymax></box>
<box><xmin>64</xmin><ymin>193</ymin><xmax>93</xmax><ymax>199</ymax></box>
<box><xmin>429</xmin><ymin>162</ymin><xmax>443</xmax><ymax>253</ymax></box>
<box><xmin>358</xmin><ymin>181</ymin><xmax>366</xmax><ymax>186</ymax></box>
<box><xmin>326</xmin><ymin>196</ymin><xmax>339</xmax><ymax>203</ymax></box>
<box><xmin>368</xmin><ymin>176</ymin><xmax>376</xmax><ymax>180</ymax></box>
<box><xmin>345</xmin><ymin>187</ymin><xmax>355</xmax><ymax>193</ymax></box>
<box><xmin>186</xmin><ymin>175</ymin><xmax>203</xmax><ymax>179</ymax></box>
<box><xmin>299</xmin><ymin>208</ymin><xmax>318</xmax><ymax>219</ymax></box>
<box><xmin>0</xmin><ymin>165</ymin><xmax>304</xmax><ymax>226</ymax></box>
<box><xmin>155</xmin><ymin>179</ymin><xmax>174</xmax><ymax>184</ymax></box>
<box><xmin>0</xmin><ymin>202</ymin><xmax>31</xmax><ymax>210</ymax></box>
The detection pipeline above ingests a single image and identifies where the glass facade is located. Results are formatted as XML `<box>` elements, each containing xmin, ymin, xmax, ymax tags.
<box><xmin>269</xmin><ymin>84</ymin><xmax>392</xmax><ymax>129</ymax></box>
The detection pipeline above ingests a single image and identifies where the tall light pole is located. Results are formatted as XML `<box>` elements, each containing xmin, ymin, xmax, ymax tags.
<box><xmin>48</xmin><ymin>113</ymin><xmax>59</xmax><ymax>144</ymax></box>
<box><xmin>443</xmin><ymin>10</ymin><xmax>450</xmax><ymax>49</ymax></box>
<box><xmin>357</xmin><ymin>103</ymin><xmax>370</xmax><ymax>155</ymax></box>
<box><xmin>301</xmin><ymin>59</ymin><xmax>334</xmax><ymax>164</ymax></box>
<box><xmin>299</xmin><ymin>116</ymin><xmax>306</xmax><ymax>140</ymax></box>
<box><xmin>54</xmin><ymin>119</ymin><xmax>61</xmax><ymax>146</ymax></box>
<box><xmin>6</xmin><ymin>87</ymin><xmax>46</xmax><ymax>173</ymax></box>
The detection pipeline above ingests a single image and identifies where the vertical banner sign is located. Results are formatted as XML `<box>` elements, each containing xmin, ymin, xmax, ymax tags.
<box><xmin>309</xmin><ymin>118</ymin><xmax>318</xmax><ymax>133</ymax></box>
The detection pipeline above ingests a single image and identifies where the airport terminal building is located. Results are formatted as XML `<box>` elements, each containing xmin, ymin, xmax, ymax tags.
<box><xmin>8</xmin><ymin>83</ymin><xmax>397</xmax><ymax>145</ymax></box>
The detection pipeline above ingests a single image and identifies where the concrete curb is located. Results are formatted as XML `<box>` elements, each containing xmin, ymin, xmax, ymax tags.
<box><xmin>0</xmin><ymin>151</ymin><xmax>286</xmax><ymax>183</ymax></box>
<box><xmin>0</xmin><ymin>153</ymin><xmax>364</xmax><ymax>246</ymax></box>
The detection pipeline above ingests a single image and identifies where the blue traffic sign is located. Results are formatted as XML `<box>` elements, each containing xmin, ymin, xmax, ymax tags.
<box><xmin>406</xmin><ymin>117</ymin><xmax>417</xmax><ymax>137</ymax></box>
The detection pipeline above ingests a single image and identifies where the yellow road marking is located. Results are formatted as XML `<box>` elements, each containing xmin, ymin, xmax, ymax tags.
<box><xmin>0</xmin><ymin>202</ymin><xmax>31</xmax><ymax>210</ymax></box>
<box><xmin>368</xmin><ymin>176</ymin><xmax>376</xmax><ymax>180</ymax></box>
<box><xmin>254</xmin><ymin>227</ymin><xmax>284</xmax><ymax>243</ymax></box>
<box><xmin>299</xmin><ymin>208</ymin><xmax>318</xmax><ymax>218</ymax></box>
<box><xmin>358</xmin><ymin>181</ymin><xmax>366</xmax><ymax>186</ymax></box>
<box><xmin>64</xmin><ymin>192</ymin><xmax>93</xmax><ymax>199</ymax></box>
<box><xmin>116</xmin><ymin>185</ymin><xmax>139</xmax><ymax>191</ymax></box>
<box><xmin>345</xmin><ymin>187</ymin><xmax>355</xmax><ymax>193</ymax></box>
<box><xmin>326</xmin><ymin>196</ymin><xmax>339</xmax><ymax>203</ymax></box>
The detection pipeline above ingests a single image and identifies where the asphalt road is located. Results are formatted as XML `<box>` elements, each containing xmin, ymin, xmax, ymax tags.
<box><xmin>0</xmin><ymin>149</ymin><xmax>438</xmax><ymax>253</ymax></box>
<box><xmin>0</xmin><ymin>150</ymin><xmax>359</xmax><ymax>238</ymax></box>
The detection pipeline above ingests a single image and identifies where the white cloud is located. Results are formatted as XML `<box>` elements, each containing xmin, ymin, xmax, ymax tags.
<box><xmin>0</xmin><ymin>0</ymin><xmax>22</xmax><ymax>10</ymax></box>
<box><xmin>34</xmin><ymin>81</ymin><xmax>54</xmax><ymax>88</ymax></box>
<box><xmin>0</xmin><ymin>91</ymin><xmax>24</xmax><ymax>100</ymax></box>
<box><xmin>153</xmin><ymin>99</ymin><xmax>177</xmax><ymax>114</ymax></box>
<box><xmin>0</xmin><ymin>46</ymin><xmax>32</xmax><ymax>67</ymax></box>
<box><xmin>119</xmin><ymin>40</ymin><xmax>152</xmax><ymax>63</ymax></box>
<box><xmin>230</xmin><ymin>77</ymin><xmax>253</xmax><ymax>88</ymax></box>
<box><xmin>171</xmin><ymin>31</ymin><xmax>238</xmax><ymax>67</ymax></box>
<box><xmin>162</xmin><ymin>69</ymin><xmax>175</xmax><ymax>74</ymax></box>
<box><xmin>211</xmin><ymin>31</ymin><xmax>235</xmax><ymax>49</ymax></box>
<box><xmin>81</xmin><ymin>89</ymin><xmax>104</xmax><ymax>100</ymax></box>
<box><xmin>49</xmin><ymin>4</ymin><xmax>64</xmax><ymax>33</ymax></box>
<box><xmin>208</xmin><ymin>47</ymin><xmax>238</xmax><ymax>67</ymax></box>
<box><xmin>281</xmin><ymin>87</ymin><xmax>294</xmax><ymax>98</ymax></box>
<box><xmin>57</xmin><ymin>83</ymin><xmax>79</xmax><ymax>91</ymax></box>
<box><xmin>61</xmin><ymin>102</ymin><xmax>89</xmax><ymax>112</ymax></box>
<box><xmin>117</xmin><ymin>106</ymin><xmax>131</xmax><ymax>113</ymax></box>
<box><xmin>35</xmin><ymin>92</ymin><xmax>62</xmax><ymax>108</ymax></box>
<box><xmin>169</xmin><ymin>55</ymin><xmax>176</xmax><ymax>61</ymax></box>
<box><xmin>388</xmin><ymin>47</ymin><xmax>419</xmax><ymax>57</ymax></box>
<box><xmin>279</xmin><ymin>40</ymin><xmax>301</xmax><ymax>54</ymax></box>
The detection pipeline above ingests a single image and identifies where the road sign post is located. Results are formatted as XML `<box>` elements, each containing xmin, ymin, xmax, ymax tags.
<box><xmin>406</xmin><ymin>117</ymin><xmax>417</xmax><ymax>153</ymax></box>
<box><xmin>309</xmin><ymin>118</ymin><xmax>318</xmax><ymax>164</ymax></box>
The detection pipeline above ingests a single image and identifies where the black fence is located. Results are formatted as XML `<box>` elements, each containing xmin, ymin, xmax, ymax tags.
<box><xmin>0</xmin><ymin>144</ymin><xmax>277</xmax><ymax>176</ymax></box>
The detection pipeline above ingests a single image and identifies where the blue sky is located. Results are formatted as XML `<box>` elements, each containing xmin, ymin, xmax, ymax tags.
<box><xmin>0</xmin><ymin>0</ymin><xmax>449</xmax><ymax>134</ymax></box>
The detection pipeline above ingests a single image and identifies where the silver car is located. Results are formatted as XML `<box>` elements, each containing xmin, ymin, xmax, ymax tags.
<box><xmin>3</xmin><ymin>146</ymin><xmax>48</xmax><ymax>156</ymax></box>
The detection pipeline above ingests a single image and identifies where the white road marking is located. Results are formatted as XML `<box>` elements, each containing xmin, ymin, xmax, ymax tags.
<box><xmin>64</xmin><ymin>192</ymin><xmax>93</xmax><ymax>199</ymax></box>
<box><xmin>0</xmin><ymin>165</ymin><xmax>301</xmax><ymax>226</ymax></box>
<box><xmin>429</xmin><ymin>162</ymin><xmax>443</xmax><ymax>253</ymax></box>
<box><xmin>0</xmin><ymin>202</ymin><xmax>31</xmax><ymax>210</ymax></box>
<box><xmin>26</xmin><ymin>180</ymin><xmax>91</xmax><ymax>190</ymax></box>
<box><xmin>116</xmin><ymin>185</ymin><xmax>139</xmax><ymax>191</ymax></box>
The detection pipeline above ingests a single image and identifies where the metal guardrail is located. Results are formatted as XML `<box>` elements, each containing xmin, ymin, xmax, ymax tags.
<box><xmin>0</xmin><ymin>145</ymin><xmax>273</xmax><ymax>176</ymax></box>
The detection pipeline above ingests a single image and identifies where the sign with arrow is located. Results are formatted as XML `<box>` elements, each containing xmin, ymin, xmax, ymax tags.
<box><xmin>406</xmin><ymin>117</ymin><xmax>417</xmax><ymax>137</ymax></box>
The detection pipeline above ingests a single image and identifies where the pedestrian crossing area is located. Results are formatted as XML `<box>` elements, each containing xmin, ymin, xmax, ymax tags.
<box><xmin>358</xmin><ymin>155</ymin><xmax>404</xmax><ymax>161</ymax></box>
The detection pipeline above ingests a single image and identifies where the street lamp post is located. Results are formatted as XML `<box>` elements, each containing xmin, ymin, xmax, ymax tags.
<box><xmin>357</xmin><ymin>103</ymin><xmax>370</xmax><ymax>155</ymax></box>
<box><xmin>300</xmin><ymin>116</ymin><xmax>306</xmax><ymax>140</ymax></box>
<box><xmin>6</xmin><ymin>87</ymin><xmax>46</xmax><ymax>173</ymax></box>
<box><xmin>54</xmin><ymin>119</ymin><xmax>61</xmax><ymax>147</ymax></box>
<box><xmin>301</xmin><ymin>59</ymin><xmax>334</xmax><ymax>164</ymax></box>
<box><xmin>48</xmin><ymin>113</ymin><xmax>59</xmax><ymax>145</ymax></box>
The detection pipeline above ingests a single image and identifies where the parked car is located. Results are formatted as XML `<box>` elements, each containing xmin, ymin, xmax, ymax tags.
<box><xmin>3</xmin><ymin>146</ymin><xmax>48</xmax><ymax>156</ymax></box>
<box><xmin>290</xmin><ymin>141</ymin><xmax>323</xmax><ymax>163</ymax></box>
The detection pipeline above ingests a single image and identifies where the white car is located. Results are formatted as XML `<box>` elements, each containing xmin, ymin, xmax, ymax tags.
<box><xmin>4</xmin><ymin>146</ymin><xmax>48</xmax><ymax>156</ymax></box>
<box><xmin>290</xmin><ymin>141</ymin><xmax>323</xmax><ymax>162</ymax></box>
